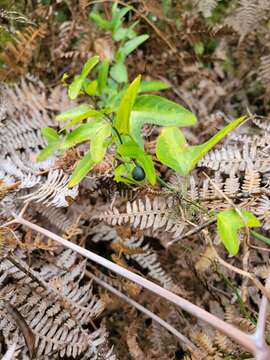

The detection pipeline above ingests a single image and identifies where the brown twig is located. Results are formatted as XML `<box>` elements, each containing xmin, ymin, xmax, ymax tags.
<box><xmin>167</xmin><ymin>218</ymin><xmax>216</xmax><ymax>246</ymax></box>
<box><xmin>202</xmin><ymin>230</ymin><xmax>270</xmax><ymax>302</ymax></box>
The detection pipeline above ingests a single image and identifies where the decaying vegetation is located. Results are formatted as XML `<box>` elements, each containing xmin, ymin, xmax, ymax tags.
<box><xmin>1</xmin><ymin>1</ymin><xmax>270</xmax><ymax>359</ymax></box>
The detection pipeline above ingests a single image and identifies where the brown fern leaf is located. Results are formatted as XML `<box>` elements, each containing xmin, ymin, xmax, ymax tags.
<box><xmin>225</xmin><ymin>0</ymin><xmax>270</xmax><ymax>40</ymax></box>
<box><xmin>214</xmin><ymin>331</ymin><xmax>230</xmax><ymax>353</ymax></box>
<box><xmin>242</xmin><ymin>168</ymin><xmax>261</xmax><ymax>194</ymax></box>
<box><xmin>198</xmin><ymin>143</ymin><xmax>270</xmax><ymax>173</ymax></box>
<box><xmin>0</xmin><ymin>24</ymin><xmax>47</xmax><ymax>80</ymax></box>
<box><xmin>225</xmin><ymin>306</ymin><xmax>255</xmax><ymax>332</ymax></box>
<box><xmin>99</xmin><ymin>196</ymin><xmax>183</xmax><ymax>237</ymax></box>
<box><xmin>253</xmin><ymin>195</ymin><xmax>270</xmax><ymax>230</ymax></box>
<box><xmin>123</xmin><ymin>237</ymin><xmax>185</xmax><ymax>294</ymax></box>
<box><xmin>224</xmin><ymin>173</ymin><xmax>240</xmax><ymax>196</ymax></box>
<box><xmin>194</xmin><ymin>0</ymin><xmax>218</xmax><ymax>18</ymax></box>
<box><xmin>252</xmin><ymin>117</ymin><xmax>270</xmax><ymax>132</ymax></box>
<box><xmin>254</xmin><ymin>264</ymin><xmax>270</xmax><ymax>279</ymax></box>
<box><xmin>0</xmin><ymin>248</ymin><xmax>116</xmax><ymax>359</ymax></box>
<box><xmin>126</xmin><ymin>323</ymin><xmax>145</xmax><ymax>360</ymax></box>
<box><xmin>193</xmin><ymin>332</ymin><xmax>216</xmax><ymax>355</ymax></box>
<box><xmin>258</xmin><ymin>54</ymin><xmax>270</xmax><ymax>88</ymax></box>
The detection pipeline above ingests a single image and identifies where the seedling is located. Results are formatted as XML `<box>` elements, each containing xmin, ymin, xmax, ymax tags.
<box><xmin>38</xmin><ymin>3</ymin><xmax>256</xmax><ymax>257</ymax></box>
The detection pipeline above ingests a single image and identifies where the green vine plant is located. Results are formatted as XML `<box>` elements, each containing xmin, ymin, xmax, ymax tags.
<box><xmin>38</xmin><ymin>4</ymin><xmax>261</xmax><ymax>257</ymax></box>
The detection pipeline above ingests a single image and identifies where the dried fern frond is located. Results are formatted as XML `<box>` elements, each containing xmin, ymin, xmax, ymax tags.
<box><xmin>258</xmin><ymin>54</ymin><xmax>270</xmax><ymax>88</ymax></box>
<box><xmin>194</xmin><ymin>0</ymin><xmax>218</xmax><ymax>18</ymax></box>
<box><xmin>242</xmin><ymin>168</ymin><xmax>261</xmax><ymax>194</ymax></box>
<box><xmin>32</xmin><ymin>204</ymin><xmax>74</xmax><ymax>231</ymax></box>
<box><xmin>0</xmin><ymin>80</ymin><xmax>79</xmax><ymax>213</ymax></box>
<box><xmin>20</xmin><ymin>169</ymin><xmax>78</xmax><ymax>207</ymax></box>
<box><xmin>0</xmin><ymin>248</ymin><xmax>114</xmax><ymax>359</ymax></box>
<box><xmin>123</xmin><ymin>237</ymin><xmax>185</xmax><ymax>294</ymax></box>
<box><xmin>193</xmin><ymin>332</ymin><xmax>216</xmax><ymax>356</ymax></box>
<box><xmin>0</xmin><ymin>24</ymin><xmax>47</xmax><ymax>80</ymax></box>
<box><xmin>225</xmin><ymin>0</ymin><xmax>270</xmax><ymax>40</ymax></box>
<box><xmin>253</xmin><ymin>195</ymin><xmax>270</xmax><ymax>230</ymax></box>
<box><xmin>199</xmin><ymin>167</ymin><xmax>262</xmax><ymax>200</ymax></box>
<box><xmin>88</xmin><ymin>224</ymin><xmax>118</xmax><ymax>243</ymax></box>
<box><xmin>99</xmin><ymin>196</ymin><xmax>184</xmax><ymax>238</ymax></box>
<box><xmin>198</xmin><ymin>143</ymin><xmax>270</xmax><ymax>173</ymax></box>
<box><xmin>252</xmin><ymin>117</ymin><xmax>270</xmax><ymax>132</ymax></box>
<box><xmin>224</xmin><ymin>305</ymin><xmax>256</xmax><ymax>333</ymax></box>
<box><xmin>52</xmin><ymin>21</ymin><xmax>80</xmax><ymax>60</ymax></box>
<box><xmin>253</xmin><ymin>264</ymin><xmax>270</xmax><ymax>279</ymax></box>
<box><xmin>126</xmin><ymin>322</ymin><xmax>145</xmax><ymax>360</ymax></box>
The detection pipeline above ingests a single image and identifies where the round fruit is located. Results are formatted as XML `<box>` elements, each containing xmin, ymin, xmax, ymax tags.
<box><xmin>132</xmin><ymin>165</ymin><xmax>145</xmax><ymax>181</ymax></box>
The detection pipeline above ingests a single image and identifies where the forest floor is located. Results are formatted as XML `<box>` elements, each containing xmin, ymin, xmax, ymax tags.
<box><xmin>1</xmin><ymin>1</ymin><xmax>270</xmax><ymax>359</ymax></box>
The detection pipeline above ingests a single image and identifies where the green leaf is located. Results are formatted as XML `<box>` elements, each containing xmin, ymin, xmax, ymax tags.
<box><xmin>56</xmin><ymin>104</ymin><xmax>101</xmax><ymax>123</ymax></box>
<box><xmin>139</xmin><ymin>80</ymin><xmax>171</xmax><ymax>92</ymax></box>
<box><xmin>118</xmin><ymin>140</ymin><xmax>156</xmax><ymax>185</ymax></box>
<box><xmin>113</xmin><ymin>27</ymin><xmax>128</xmax><ymax>41</ymax></box>
<box><xmin>68</xmin><ymin>75</ymin><xmax>84</xmax><ymax>100</ymax></box>
<box><xmin>130</xmin><ymin>95</ymin><xmax>197</xmax><ymax>147</ymax></box>
<box><xmin>91</xmin><ymin>123</ymin><xmax>111</xmax><ymax>162</ymax></box>
<box><xmin>81</xmin><ymin>56</ymin><xmax>100</xmax><ymax>78</ymax></box>
<box><xmin>68</xmin><ymin>56</ymin><xmax>99</xmax><ymax>99</ymax></box>
<box><xmin>90</xmin><ymin>11</ymin><xmax>112</xmax><ymax>30</ymax></box>
<box><xmin>156</xmin><ymin>127</ymin><xmax>188</xmax><ymax>174</ymax></box>
<box><xmin>111</xmin><ymin>5</ymin><xmax>130</xmax><ymax>33</ymax></box>
<box><xmin>126</xmin><ymin>21</ymin><xmax>139</xmax><ymax>39</ymax></box>
<box><xmin>37</xmin><ymin>143</ymin><xmax>58</xmax><ymax>161</ymax></box>
<box><xmin>114</xmin><ymin>163</ymin><xmax>135</xmax><ymax>184</ymax></box>
<box><xmin>104</xmin><ymin>88</ymin><xmax>126</xmax><ymax>112</ymax></box>
<box><xmin>67</xmin><ymin>123</ymin><xmax>111</xmax><ymax>187</ymax></box>
<box><xmin>38</xmin><ymin>127</ymin><xmax>60</xmax><ymax>161</ymax></box>
<box><xmin>83</xmin><ymin>79</ymin><xmax>98</xmax><ymax>96</ymax></box>
<box><xmin>115</xmin><ymin>75</ymin><xmax>141</xmax><ymax>134</ymax></box>
<box><xmin>217</xmin><ymin>209</ymin><xmax>261</xmax><ymax>255</ymax></box>
<box><xmin>156</xmin><ymin>116</ymin><xmax>246</xmax><ymax>176</ymax></box>
<box><xmin>118</xmin><ymin>34</ymin><xmax>149</xmax><ymax>60</ymax></box>
<box><xmin>68</xmin><ymin>150</ymin><xmax>95</xmax><ymax>187</ymax></box>
<box><xmin>194</xmin><ymin>41</ymin><xmax>204</xmax><ymax>55</ymax></box>
<box><xmin>98</xmin><ymin>60</ymin><xmax>109</xmax><ymax>93</ymax></box>
<box><xmin>110</xmin><ymin>62</ymin><xmax>128</xmax><ymax>83</ymax></box>
<box><xmin>41</xmin><ymin>127</ymin><xmax>59</xmax><ymax>142</ymax></box>
<box><xmin>61</xmin><ymin>122</ymin><xmax>101</xmax><ymax>150</ymax></box>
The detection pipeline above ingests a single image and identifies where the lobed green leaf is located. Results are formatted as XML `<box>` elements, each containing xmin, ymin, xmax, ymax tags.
<box><xmin>217</xmin><ymin>209</ymin><xmax>261</xmax><ymax>255</ymax></box>
<box><xmin>130</xmin><ymin>95</ymin><xmax>197</xmax><ymax>147</ymax></box>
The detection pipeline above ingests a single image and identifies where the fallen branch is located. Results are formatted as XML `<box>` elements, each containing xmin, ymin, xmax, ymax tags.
<box><xmin>2</xmin><ymin>213</ymin><xmax>270</xmax><ymax>358</ymax></box>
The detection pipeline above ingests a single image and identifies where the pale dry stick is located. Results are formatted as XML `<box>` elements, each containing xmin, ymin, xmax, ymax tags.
<box><xmin>252</xmin><ymin>273</ymin><xmax>270</xmax><ymax>360</ymax></box>
<box><xmin>86</xmin><ymin>271</ymin><xmax>199</xmax><ymax>355</ymax></box>
<box><xmin>2</xmin><ymin>214</ymin><xmax>270</xmax><ymax>358</ymax></box>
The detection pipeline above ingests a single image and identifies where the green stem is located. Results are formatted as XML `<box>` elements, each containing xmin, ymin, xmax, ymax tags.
<box><xmin>112</xmin><ymin>126</ymin><xmax>123</xmax><ymax>144</ymax></box>
<box><xmin>157</xmin><ymin>176</ymin><xmax>174</xmax><ymax>190</ymax></box>
<box><xmin>251</xmin><ymin>230</ymin><xmax>270</xmax><ymax>246</ymax></box>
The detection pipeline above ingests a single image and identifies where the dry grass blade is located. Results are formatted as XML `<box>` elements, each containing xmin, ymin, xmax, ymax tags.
<box><xmin>4</xmin><ymin>301</ymin><xmax>36</xmax><ymax>359</ymax></box>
